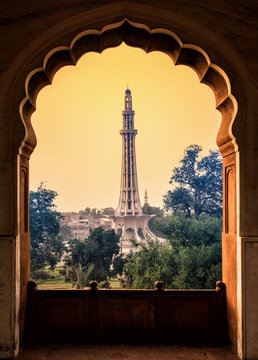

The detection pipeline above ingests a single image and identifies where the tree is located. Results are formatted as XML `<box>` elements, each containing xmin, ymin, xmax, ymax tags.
<box><xmin>154</xmin><ymin>214</ymin><xmax>222</xmax><ymax>247</ymax></box>
<box><xmin>101</xmin><ymin>207</ymin><xmax>115</xmax><ymax>216</ymax></box>
<box><xmin>90</xmin><ymin>208</ymin><xmax>102</xmax><ymax>217</ymax></box>
<box><xmin>73</xmin><ymin>263</ymin><xmax>95</xmax><ymax>289</ymax></box>
<box><xmin>121</xmin><ymin>217</ymin><xmax>222</xmax><ymax>290</ymax></box>
<box><xmin>112</xmin><ymin>254</ymin><xmax>127</xmax><ymax>277</ymax></box>
<box><xmin>142</xmin><ymin>204</ymin><xmax>164</xmax><ymax>216</ymax></box>
<box><xmin>171</xmin><ymin>242</ymin><xmax>222</xmax><ymax>289</ymax></box>
<box><xmin>79</xmin><ymin>207</ymin><xmax>102</xmax><ymax>218</ymax></box>
<box><xmin>163</xmin><ymin>188</ymin><xmax>193</xmax><ymax>217</ymax></box>
<box><xmin>83</xmin><ymin>207</ymin><xmax>91</xmax><ymax>216</ymax></box>
<box><xmin>30</xmin><ymin>183</ymin><xmax>66</xmax><ymax>271</ymax></box>
<box><xmin>163</xmin><ymin>145</ymin><xmax>223</xmax><ymax>219</ymax></box>
<box><xmin>152</xmin><ymin>215</ymin><xmax>222</xmax><ymax>288</ymax></box>
<box><xmin>123</xmin><ymin>239</ymin><xmax>176</xmax><ymax>289</ymax></box>
<box><xmin>65</xmin><ymin>227</ymin><xmax>120</xmax><ymax>287</ymax></box>
<box><xmin>59</xmin><ymin>223</ymin><xmax>73</xmax><ymax>241</ymax></box>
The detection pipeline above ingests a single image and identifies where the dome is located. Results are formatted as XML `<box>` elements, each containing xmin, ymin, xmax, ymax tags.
<box><xmin>125</xmin><ymin>89</ymin><xmax>131</xmax><ymax>95</ymax></box>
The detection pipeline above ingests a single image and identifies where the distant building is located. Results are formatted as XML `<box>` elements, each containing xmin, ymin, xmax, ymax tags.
<box><xmin>62</xmin><ymin>212</ymin><xmax>112</xmax><ymax>239</ymax></box>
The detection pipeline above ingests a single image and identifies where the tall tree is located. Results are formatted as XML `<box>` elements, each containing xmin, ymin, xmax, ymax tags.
<box><xmin>65</xmin><ymin>227</ymin><xmax>120</xmax><ymax>287</ymax></box>
<box><xmin>30</xmin><ymin>183</ymin><xmax>65</xmax><ymax>271</ymax></box>
<box><xmin>163</xmin><ymin>145</ymin><xmax>222</xmax><ymax>218</ymax></box>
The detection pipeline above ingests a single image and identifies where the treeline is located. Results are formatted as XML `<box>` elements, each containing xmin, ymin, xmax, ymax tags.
<box><xmin>30</xmin><ymin>144</ymin><xmax>223</xmax><ymax>289</ymax></box>
<box><xmin>78</xmin><ymin>207</ymin><xmax>115</xmax><ymax>218</ymax></box>
<box><xmin>128</xmin><ymin>144</ymin><xmax>223</xmax><ymax>289</ymax></box>
<box><xmin>29</xmin><ymin>184</ymin><xmax>122</xmax><ymax>287</ymax></box>
<box><xmin>121</xmin><ymin>216</ymin><xmax>222</xmax><ymax>289</ymax></box>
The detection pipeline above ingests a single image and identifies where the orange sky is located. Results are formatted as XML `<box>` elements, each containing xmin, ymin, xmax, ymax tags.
<box><xmin>30</xmin><ymin>43</ymin><xmax>221</xmax><ymax>212</ymax></box>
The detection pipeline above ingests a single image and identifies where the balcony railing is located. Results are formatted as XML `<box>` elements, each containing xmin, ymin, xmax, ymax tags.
<box><xmin>26</xmin><ymin>280</ymin><xmax>228</xmax><ymax>345</ymax></box>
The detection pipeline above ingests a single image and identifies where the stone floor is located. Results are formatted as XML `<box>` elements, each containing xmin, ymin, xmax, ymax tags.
<box><xmin>17</xmin><ymin>344</ymin><xmax>240</xmax><ymax>360</ymax></box>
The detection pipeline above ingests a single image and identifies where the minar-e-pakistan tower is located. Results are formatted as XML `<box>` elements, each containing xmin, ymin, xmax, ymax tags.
<box><xmin>114</xmin><ymin>89</ymin><xmax>155</xmax><ymax>255</ymax></box>
<box><xmin>116</xmin><ymin>88</ymin><xmax>142</xmax><ymax>216</ymax></box>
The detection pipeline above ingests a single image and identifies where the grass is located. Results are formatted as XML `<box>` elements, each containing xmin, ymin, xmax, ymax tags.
<box><xmin>37</xmin><ymin>275</ymin><xmax>74</xmax><ymax>290</ymax></box>
<box><xmin>32</xmin><ymin>267</ymin><xmax>74</xmax><ymax>290</ymax></box>
<box><xmin>109</xmin><ymin>278</ymin><xmax>122</xmax><ymax>289</ymax></box>
<box><xmin>32</xmin><ymin>267</ymin><xmax>123</xmax><ymax>290</ymax></box>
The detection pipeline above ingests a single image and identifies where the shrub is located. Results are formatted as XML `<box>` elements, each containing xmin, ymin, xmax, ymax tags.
<box><xmin>59</xmin><ymin>268</ymin><xmax>67</xmax><ymax>276</ymax></box>
<box><xmin>99</xmin><ymin>280</ymin><xmax>111</xmax><ymax>289</ymax></box>
<box><xmin>31</xmin><ymin>270</ymin><xmax>53</xmax><ymax>280</ymax></box>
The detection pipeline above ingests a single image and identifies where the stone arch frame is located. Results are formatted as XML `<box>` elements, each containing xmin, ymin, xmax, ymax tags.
<box><xmin>19</xmin><ymin>17</ymin><xmax>239</xmax><ymax>348</ymax></box>
<box><xmin>4</xmin><ymin>7</ymin><xmax>245</xmax><ymax>358</ymax></box>
<box><xmin>20</xmin><ymin>19</ymin><xmax>238</xmax><ymax>158</ymax></box>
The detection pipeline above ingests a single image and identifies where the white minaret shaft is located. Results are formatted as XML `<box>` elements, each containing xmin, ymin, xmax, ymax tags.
<box><xmin>116</xmin><ymin>89</ymin><xmax>142</xmax><ymax>216</ymax></box>
<box><xmin>144</xmin><ymin>190</ymin><xmax>148</xmax><ymax>205</ymax></box>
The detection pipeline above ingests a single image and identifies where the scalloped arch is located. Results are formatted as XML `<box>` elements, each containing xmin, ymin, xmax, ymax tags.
<box><xmin>20</xmin><ymin>19</ymin><xmax>238</xmax><ymax>157</ymax></box>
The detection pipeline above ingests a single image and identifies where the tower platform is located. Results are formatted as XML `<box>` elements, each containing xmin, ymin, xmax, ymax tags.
<box><xmin>113</xmin><ymin>214</ymin><xmax>156</xmax><ymax>255</ymax></box>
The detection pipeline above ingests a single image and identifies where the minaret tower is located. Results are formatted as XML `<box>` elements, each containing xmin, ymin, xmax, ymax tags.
<box><xmin>144</xmin><ymin>190</ymin><xmax>149</xmax><ymax>205</ymax></box>
<box><xmin>113</xmin><ymin>89</ymin><xmax>159</xmax><ymax>255</ymax></box>
<box><xmin>116</xmin><ymin>89</ymin><xmax>142</xmax><ymax>216</ymax></box>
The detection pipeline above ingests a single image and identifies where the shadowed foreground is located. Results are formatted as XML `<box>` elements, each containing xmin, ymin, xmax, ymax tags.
<box><xmin>17</xmin><ymin>344</ymin><xmax>240</xmax><ymax>360</ymax></box>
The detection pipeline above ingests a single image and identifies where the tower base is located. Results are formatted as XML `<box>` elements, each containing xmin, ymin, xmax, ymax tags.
<box><xmin>113</xmin><ymin>215</ymin><xmax>157</xmax><ymax>255</ymax></box>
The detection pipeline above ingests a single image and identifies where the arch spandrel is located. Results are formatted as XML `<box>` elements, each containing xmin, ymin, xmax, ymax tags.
<box><xmin>20</xmin><ymin>19</ymin><xmax>238</xmax><ymax>159</ymax></box>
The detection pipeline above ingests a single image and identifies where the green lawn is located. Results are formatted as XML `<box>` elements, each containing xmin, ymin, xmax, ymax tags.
<box><xmin>37</xmin><ymin>275</ymin><xmax>74</xmax><ymax>290</ymax></box>
<box><xmin>109</xmin><ymin>278</ymin><xmax>123</xmax><ymax>289</ymax></box>
<box><xmin>32</xmin><ymin>267</ymin><xmax>123</xmax><ymax>290</ymax></box>
<box><xmin>32</xmin><ymin>267</ymin><xmax>74</xmax><ymax>290</ymax></box>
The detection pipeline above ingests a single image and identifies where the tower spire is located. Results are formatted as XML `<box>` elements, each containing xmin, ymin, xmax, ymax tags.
<box><xmin>116</xmin><ymin>89</ymin><xmax>142</xmax><ymax>216</ymax></box>
<box><xmin>144</xmin><ymin>190</ymin><xmax>149</xmax><ymax>205</ymax></box>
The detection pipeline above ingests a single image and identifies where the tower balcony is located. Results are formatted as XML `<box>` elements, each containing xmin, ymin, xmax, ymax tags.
<box><xmin>120</xmin><ymin>129</ymin><xmax>137</xmax><ymax>135</ymax></box>
<box><xmin>122</xmin><ymin>110</ymin><xmax>135</xmax><ymax>115</ymax></box>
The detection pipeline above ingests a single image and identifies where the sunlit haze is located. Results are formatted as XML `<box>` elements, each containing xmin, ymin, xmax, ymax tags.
<box><xmin>30</xmin><ymin>43</ymin><xmax>221</xmax><ymax>212</ymax></box>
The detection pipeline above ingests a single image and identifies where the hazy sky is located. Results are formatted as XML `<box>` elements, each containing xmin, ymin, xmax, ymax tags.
<box><xmin>30</xmin><ymin>43</ymin><xmax>221</xmax><ymax>212</ymax></box>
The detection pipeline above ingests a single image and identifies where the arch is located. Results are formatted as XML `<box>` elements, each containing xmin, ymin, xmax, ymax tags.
<box><xmin>137</xmin><ymin>228</ymin><xmax>145</xmax><ymax>240</ymax></box>
<box><xmin>19</xmin><ymin>19</ymin><xmax>238</xmax><ymax>159</ymax></box>
<box><xmin>10</xmin><ymin>14</ymin><xmax>241</xmax><ymax>358</ymax></box>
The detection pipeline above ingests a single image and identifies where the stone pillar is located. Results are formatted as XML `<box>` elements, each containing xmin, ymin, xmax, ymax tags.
<box><xmin>0</xmin><ymin>155</ymin><xmax>19</xmax><ymax>359</ymax></box>
<box><xmin>222</xmin><ymin>151</ymin><xmax>238</xmax><ymax>350</ymax></box>
<box><xmin>0</xmin><ymin>81</ymin><xmax>31</xmax><ymax>358</ymax></box>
